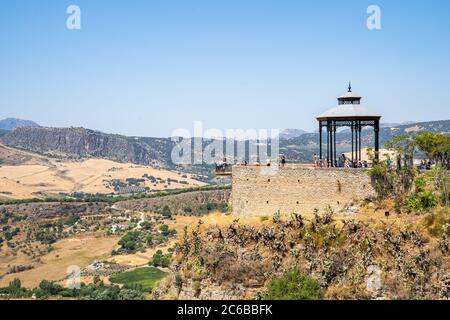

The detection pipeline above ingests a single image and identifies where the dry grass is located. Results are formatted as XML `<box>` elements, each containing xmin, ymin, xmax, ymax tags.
<box><xmin>0</xmin><ymin>234</ymin><xmax>119</xmax><ymax>288</ymax></box>
<box><xmin>0</xmin><ymin>150</ymin><xmax>205</xmax><ymax>199</ymax></box>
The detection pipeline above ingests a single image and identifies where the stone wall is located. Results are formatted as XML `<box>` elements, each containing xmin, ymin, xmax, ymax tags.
<box><xmin>232</xmin><ymin>165</ymin><xmax>375</xmax><ymax>217</ymax></box>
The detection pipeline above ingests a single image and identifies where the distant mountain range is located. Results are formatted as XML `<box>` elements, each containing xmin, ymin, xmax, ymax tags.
<box><xmin>0</xmin><ymin>118</ymin><xmax>449</xmax><ymax>166</ymax></box>
<box><xmin>279</xmin><ymin>129</ymin><xmax>309</xmax><ymax>139</ymax></box>
<box><xmin>0</xmin><ymin>118</ymin><xmax>40</xmax><ymax>131</ymax></box>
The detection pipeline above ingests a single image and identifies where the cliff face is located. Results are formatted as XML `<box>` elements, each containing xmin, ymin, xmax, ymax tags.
<box><xmin>155</xmin><ymin>211</ymin><xmax>449</xmax><ymax>300</ymax></box>
<box><xmin>1</xmin><ymin>127</ymin><xmax>173</xmax><ymax>167</ymax></box>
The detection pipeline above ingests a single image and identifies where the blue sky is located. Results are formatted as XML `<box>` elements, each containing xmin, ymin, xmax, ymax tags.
<box><xmin>0</xmin><ymin>0</ymin><xmax>449</xmax><ymax>137</ymax></box>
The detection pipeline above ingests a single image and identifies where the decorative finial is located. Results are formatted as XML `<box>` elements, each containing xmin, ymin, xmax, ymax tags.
<box><xmin>348</xmin><ymin>82</ymin><xmax>352</xmax><ymax>92</ymax></box>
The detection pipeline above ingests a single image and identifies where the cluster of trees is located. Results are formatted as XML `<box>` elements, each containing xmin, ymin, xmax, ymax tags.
<box><xmin>116</xmin><ymin>223</ymin><xmax>176</xmax><ymax>254</ymax></box>
<box><xmin>118</xmin><ymin>231</ymin><xmax>140</xmax><ymax>252</ymax></box>
<box><xmin>35</xmin><ymin>227</ymin><xmax>58</xmax><ymax>245</ymax></box>
<box><xmin>0</xmin><ymin>277</ymin><xmax>146</xmax><ymax>300</ymax></box>
<box><xmin>1</xmin><ymin>225</ymin><xmax>20</xmax><ymax>242</ymax></box>
<box><xmin>370</xmin><ymin>132</ymin><xmax>449</xmax><ymax>212</ymax></box>
<box><xmin>148</xmin><ymin>250</ymin><xmax>172</xmax><ymax>268</ymax></box>
<box><xmin>384</xmin><ymin>132</ymin><xmax>450</xmax><ymax>169</ymax></box>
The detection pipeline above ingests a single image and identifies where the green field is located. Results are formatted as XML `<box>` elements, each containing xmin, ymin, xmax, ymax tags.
<box><xmin>109</xmin><ymin>267</ymin><xmax>168</xmax><ymax>290</ymax></box>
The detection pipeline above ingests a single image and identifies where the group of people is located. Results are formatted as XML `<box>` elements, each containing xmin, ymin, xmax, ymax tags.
<box><xmin>418</xmin><ymin>159</ymin><xmax>434</xmax><ymax>171</ymax></box>
<box><xmin>215</xmin><ymin>158</ymin><xmax>231</xmax><ymax>172</ymax></box>
<box><xmin>312</xmin><ymin>153</ymin><xmax>369</xmax><ymax>169</ymax></box>
<box><xmin>216</xmin><ymin>155</ymin><xmax>287</xmax><ymax>170</ymax></box>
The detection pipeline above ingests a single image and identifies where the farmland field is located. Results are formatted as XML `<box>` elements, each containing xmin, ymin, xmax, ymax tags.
<box><xmin>109</xmin><ymin>267</ymin><xmax>168</xmax><ymax>290</ymax></box>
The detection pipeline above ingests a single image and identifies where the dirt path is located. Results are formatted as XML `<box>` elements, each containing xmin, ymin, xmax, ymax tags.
<box><xmin>134</xmin><ymin>212</ymin><xmax>145</xmax><ymax>231</ymax></box>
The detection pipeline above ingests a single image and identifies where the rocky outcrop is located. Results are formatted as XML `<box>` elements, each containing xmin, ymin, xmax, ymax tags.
<box><xmin>1</xmin><ymin>127</ymin><xmax>173</xmax><ymax>167</ymax></box>
<box><xmin>156</xmin><ymin>212</ymin><xmax>450</xmax><ymax>300</ymax></box>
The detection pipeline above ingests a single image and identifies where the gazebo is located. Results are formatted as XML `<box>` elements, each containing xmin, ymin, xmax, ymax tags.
<box><xmin>317</xmin><ymin>83</ymin><xmax>381</xmax><ymax>167</ymax></box>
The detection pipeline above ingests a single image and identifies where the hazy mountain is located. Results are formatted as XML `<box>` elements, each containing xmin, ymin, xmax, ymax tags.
<box><xmin>1</xmin><ymin>120</ymin><xmax>448</xmax><ymax>166</ymax></box>
<box><xmin>0</xmin><ymin>118</ymin><xmax>40</xmax><ymax>131</ymax></box>
<box><xmin>279</xmin><ymin>129</ymin><xmax>309</xmax><ymax>139</ymax></box>
<box><xmin>380</xmin><ymin>121</ymin><xmax>416</xmax><ymax>128</ymax></box>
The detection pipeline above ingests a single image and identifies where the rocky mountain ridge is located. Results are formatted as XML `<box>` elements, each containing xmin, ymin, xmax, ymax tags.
<box><xmin>1</xmin><ymin>120</ymin><xmax>448</xmax><ymax>166</ymax></box>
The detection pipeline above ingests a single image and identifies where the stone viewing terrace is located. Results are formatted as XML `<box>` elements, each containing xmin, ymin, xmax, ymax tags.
<box><xmin>230</xmin><ymin>164</ymin><xmax>375</xmax><ymax>217</ymax></box>
<box><xmin>216</xmin><ymin>162</ymin><xmax>371</xmax><ymax>176</ymax></box>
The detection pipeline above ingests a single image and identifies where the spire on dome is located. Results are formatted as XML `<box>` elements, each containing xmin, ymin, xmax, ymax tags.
<box><xmin>337</xmin><ymin>82</ymin><xmax>361</xmax><ymax>105</ymax></box>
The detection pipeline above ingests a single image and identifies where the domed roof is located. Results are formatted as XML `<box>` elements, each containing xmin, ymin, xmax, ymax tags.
<box><xmin>317</xmin><ymin>83</ymin><xmax>381</xmax><ymax>120</ymax></box>
<box><xmin>317</xmin><ymin>104</ymin><xmax>380</xmax><ymax>119</ymax></box>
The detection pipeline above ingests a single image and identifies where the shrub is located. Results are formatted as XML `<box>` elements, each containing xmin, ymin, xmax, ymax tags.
<box><xmin>263</xmin><ymin>269</ymin><xmax>323</xmax><ymax>300</ymax></box>
<box><xmin>162</xmin><ymin>206</ymin><xmax>172</xmax><ymax>218</ymax></box>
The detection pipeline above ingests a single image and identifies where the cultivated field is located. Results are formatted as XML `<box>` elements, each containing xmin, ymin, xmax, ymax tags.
<box><xmin>0</xmin><ymin>144</ymin><xmax>205</xmax><ymax>199</ymax></box>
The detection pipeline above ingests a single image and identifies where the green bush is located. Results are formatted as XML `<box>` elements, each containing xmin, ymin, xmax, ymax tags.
<box><xmin>162</xmin><ymin>205</ymin><xmax>172</xmax><ymax>218</ymax></box>
<box><xmin>118</xmin><ymin>231</ymin><xmax>140</xmax><ymax>252</ymax></box>
<box><xmin>406</xmin><ymin>187</ymin><xmax>437</xmax><ymax>214</ymax></box>
<box><xmin>263</xmin><ymin>269</ymin><xmax>323</xmax><ymax>300</ymax></box>
<box><xmin>149</xmin><ymin>250</ymin><xmax>171</xmax><ymax>268</ymax></box>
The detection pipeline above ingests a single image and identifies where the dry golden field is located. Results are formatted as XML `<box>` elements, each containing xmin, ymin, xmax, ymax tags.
<box><xmin>0</xmin><ymin>234</ymin><xmax>120</xmax><ymax>288</ymax></box>
<box><xmin>0</xmin><ymin>144</ymin><xmax>205</xmax><ymax>199</ymax></box>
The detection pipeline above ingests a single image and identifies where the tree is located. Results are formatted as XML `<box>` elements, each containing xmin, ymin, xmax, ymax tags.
<box><xmin>415</xmin><ymin>132</ymin><xmax>450</xmax><ymax>167</ymax></box>
<box><xmin>385</xmin><ymin>134</ymin><xmax>416</xmax><ymax>167</ymax></box>
<box><xmin>263</xmin><ymin>269</ymin><xmax>323</xmax><ymax>300</ymax></box>
<box><xmin>149</xmin><ymin>250</ymin><xmax>171</xmax><ymax>268</ymax></box>
<box><xmin>162</xmin><ymin>205</ymin><xmax>172</xmax><ymax>218</ymax></box>
<box><xmin>5</xmin><ymin>278</ymin><xmax>28</xmax><ymax>298</ymax></box>
<box><xmin>118</xmin><ymin>231</ymin><xmax>140</xmax><ymax>253</ymax></box>
<box><xmin>39</xmin><ymin>280</ymin><xmax>63</xmax><ymax>295</ymax></box>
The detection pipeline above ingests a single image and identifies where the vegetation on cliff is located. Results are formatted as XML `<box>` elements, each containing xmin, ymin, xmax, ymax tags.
<box><xmin>154</xmin><ymin>208</ymin><xmax>449</xmax><ymax>300</ymax></box>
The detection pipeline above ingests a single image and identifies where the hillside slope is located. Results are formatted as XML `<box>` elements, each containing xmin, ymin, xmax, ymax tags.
<box><xmin>1</xmin><ymin>127</ymin><xmax>172</xmax><ymax>167</ymax></box>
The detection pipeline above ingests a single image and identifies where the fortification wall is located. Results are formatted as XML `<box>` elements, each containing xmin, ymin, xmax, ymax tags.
<box><xmin>232</xmin><ymin>165</ymin><xmax>375</xmax><ymax>217</ymax></box>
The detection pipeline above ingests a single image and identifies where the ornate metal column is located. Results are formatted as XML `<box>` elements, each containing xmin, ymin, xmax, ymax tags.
<box><xmin>358</xmin><ymin>121</ymin><xmax>362</xmax><ymax>161</ymax></box>
<box><xmin>319</xmin><ymin>121</ymin><xmax>323</xmax><ymax>160</ymax></box>
<box><xmin>351</xmin><ymin>120</ymin><xmax>354</xmax><ymax>163</ymax></box>
<box><xmin>333</xmin><ymin>121</ymin><xmax>337</xmax><ymax>167</ymax></box>
<box><xmin>374</xmin><ymin>119</ymin><xmax>380</xmax><ymax>162</ymax></box>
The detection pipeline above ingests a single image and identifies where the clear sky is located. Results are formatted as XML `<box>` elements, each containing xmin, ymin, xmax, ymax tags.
<box><xmin>1</xmin><ymin>0</ymin><xmax>449</xmax><ymax>137</ymax></box>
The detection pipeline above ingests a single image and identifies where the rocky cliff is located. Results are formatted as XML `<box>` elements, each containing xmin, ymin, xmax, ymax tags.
<box><xmin>155</xmin><ymin>210</ymin><xmax>449</xmax><ymax>300</ymax></box>
<box><xmin>1</xmin><ymin>127</ymin><xmax>173</xmax><ymax>167</ymax></box>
